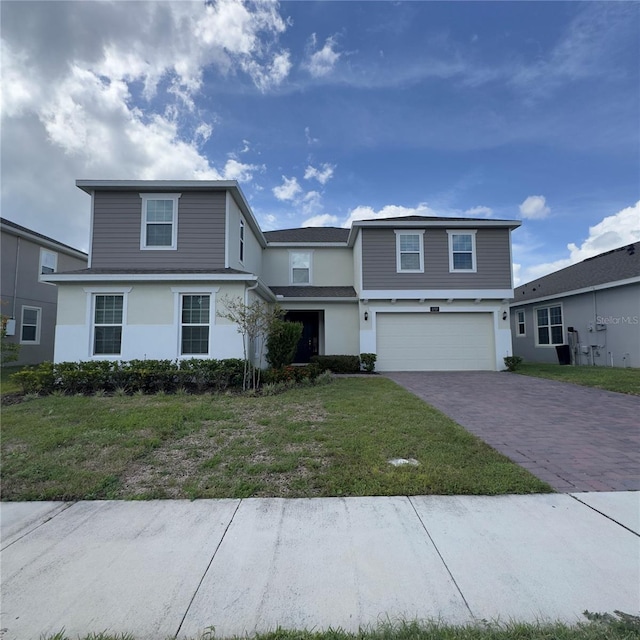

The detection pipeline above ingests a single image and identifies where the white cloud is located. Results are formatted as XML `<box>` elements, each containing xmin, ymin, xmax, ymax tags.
<box><xmin>305</xmin><ymin>126</ymin><xmax>319</xmax><ymax>145</ymax></box>
<box><xmin>304</xmin><ymin>33</ymin><xmax>341</xmax><ymax>78</ymax></box>
<box><xmin>221</xmin><ymin>158</ymin><xmax>262</xmax><ymax>182</ymax></box>
<box><xmin>194</xmin><ymin>123</ymin><xmax>213</xmax><ymax>145</ymax></box>
<box><xmin>342</xmin><ymin>203</ymin><xmax>438</xmax><ymax>228</ymax></box>
<box><xmin>304</xmin><ymin>163</ymin><xmax>335</xmax><ymax>185</ymax></box>
<box><xmin>303</xmin><ymin>213</ymin><xmax>339</xmax><ymax>227</ymax></box>
<box><xmin>517</xmin><ymin>201</ymin><xmax>640</xmax><ymax>284</ymax></box>
<box><xmin>464</xmin><ymin>205</ymin><xmax>493</xmax><ymax>218</ymax></box>
<box><xmin>519</xmin><ymin>195</ymin><xmax>550</xmax><ymax>220</ymax></box>
<box><xmin>272</xmin><ymin>176</ymin><xmax>302</xmax><ymax>201</ymax></box>
<box><xmin>302</xmin><ymin>190</ymin><xmax>323</xmax><ymax>216</ymax></box>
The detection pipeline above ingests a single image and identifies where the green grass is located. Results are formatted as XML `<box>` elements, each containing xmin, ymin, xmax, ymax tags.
<box><xmin>0</xmin><ymin>378</ymin><xmax>551</xmax><ymax>501</ymax></box>
<box><xmin>515</xmin><ymin>363</ymin><xmax>640</xmax><ymax>395</ymax></box>
<box><xmin>1</xmin><ymin>364</ymin><xmax>24</xmax><ymax>395</ymax></box>
<box><xmin>40</xmin><ymin>613</ymin><xmax>640</xmax><ymax>640</ymax></box>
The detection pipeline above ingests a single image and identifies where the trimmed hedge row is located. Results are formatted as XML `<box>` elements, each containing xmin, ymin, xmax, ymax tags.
<box><xmin>310</xmin><ymin>355</ymin><xmax>361</xmax><ymax>374</ymax></box>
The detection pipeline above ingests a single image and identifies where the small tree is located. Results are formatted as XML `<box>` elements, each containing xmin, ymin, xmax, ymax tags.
<box><xmin>266</xmin><ymin>318</ymin><xmax>302</xmax><ymax>369</ymax></box>
<box><xmin>217</xmin><ymin>295</ymin><xmax>281</xmax><ymax>390</ymax></box>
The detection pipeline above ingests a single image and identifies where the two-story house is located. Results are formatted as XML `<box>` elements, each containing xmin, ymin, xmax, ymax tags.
<box><xmin>47</xmin><ymin>180</ymin><xmax>520</xmax><ymax>371</ymax></box>
<box><xmin>1</xmin><ymin>218</ymin><xmax>88</xmax><ymax>365</ymax></box>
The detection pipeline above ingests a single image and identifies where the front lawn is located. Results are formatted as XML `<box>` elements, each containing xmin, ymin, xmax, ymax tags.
<box><xmin>516</xmin><ymin>363</ymin><xmax>640</xmax><ymax>395</ymax></box>
<box><xmin>0</xmin><ymin>377</ymin><xmax>551</xmax><ymax>500</ymax></box>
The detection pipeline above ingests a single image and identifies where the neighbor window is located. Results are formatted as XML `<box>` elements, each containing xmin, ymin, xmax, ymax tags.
<box><xmin>140</xmin><ymin>193</ymin><xmax>180</xmax><ymax>249</ymax></box>
<box><xmin>516</xmin><ymin>309</ymin><xmax>526</xmax><ymax>337</ymax></box>
<box><xmin>239</xmin><ymin>219</ymin><xmax>245</xmax><ymax>263</ymax></box>
<box><xmin>447</xmin><ymin>230</ymin><xmax>477</xmax><ymax>272</ymax></box>
<box><xmin>536</xmin><ymin>304</ymin><xmax>563</xmax><ymax>346</ymax></box>
<box><xmin>181</xmin><ymin>294</ymin><xmax>210</xmax><ymax>355</ymax></box>
<box><xmin>39</xmin><ymin>249</ymin><xmax>57</xmax><ymax>282</ymax></box>
<box><xmin>290</xmin><ymin>251</ymin><xmax>312</xmax><ymax>284</ymax></box>
<box><xmin>395</xmin><ymin>231</ymin><xmax>424</xmax><ymax>272</ymax></box>
<box><xmin>93</xmin><ymin>294</ymin><xmax>124</xmax><ymax>355</ymax></box>
<box><xmin>20</xmin><ymin>306</ymin><xmax>41</xmax><ymax>344</ymax></box>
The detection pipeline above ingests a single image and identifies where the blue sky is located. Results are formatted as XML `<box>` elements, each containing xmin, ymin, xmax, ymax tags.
<box><xmin>2</xmin><ymin>0</ymin><xmax>639</xmax><ymax>284</ymax></box>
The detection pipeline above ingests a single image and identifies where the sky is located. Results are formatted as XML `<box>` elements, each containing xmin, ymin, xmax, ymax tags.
<box><xmin>1</xmin><ymin>0</ymin><xmax>639</xmax><ymax>286</ymax></box>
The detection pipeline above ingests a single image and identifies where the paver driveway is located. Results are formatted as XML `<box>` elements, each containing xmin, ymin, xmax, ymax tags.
<box><xmin>386</xmin><ymin>372</ymin><xmax>640</xmax><ymax>492</ymax></box>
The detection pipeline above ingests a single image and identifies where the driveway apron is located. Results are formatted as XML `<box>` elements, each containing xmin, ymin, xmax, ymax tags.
<box><xmin>386</xmin><ymin>372</ymin><xmax>640</xmax><ymax>492</ymax></box>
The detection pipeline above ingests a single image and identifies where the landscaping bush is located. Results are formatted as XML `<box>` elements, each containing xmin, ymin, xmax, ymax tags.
<box><xmin>310</xmin><ymin>355</ymin><xmax>360</xmax><ymax>373</ymax></box>
<box><xmin>10</xmin><ymin>361</ymin><xmax>55</xmax><ymax>394</ymax></box>
<box><xmin>360</xmin><ymin>353</ymin><xmax>377</xmax><ymax>373</ymax></box>
<box><xmin>266</xmin><ymin>319</ymin><xmax>303</xmax><ymax>369</ymax></box>
<box><xmin>503</xmin><ymin>355</ymin><xmax>524</xmax><ymax>372</ymax></box>
<box><xmin>263</xmin><ymin>363</ymin><xmax>322</xmax><ymax>385</ymax></box>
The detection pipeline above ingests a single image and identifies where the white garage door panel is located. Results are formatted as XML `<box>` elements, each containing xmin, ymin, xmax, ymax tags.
<box><xmin>376</xmin><ymin>312</ymin><xmax>495</xmax><ymax>371</ymax></box>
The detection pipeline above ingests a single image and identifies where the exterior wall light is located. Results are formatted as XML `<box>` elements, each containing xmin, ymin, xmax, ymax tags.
<box><xmin>364</xmin><ymin>311</ymin><xmax>369</xmax><ymax>321</ymax></box>
<box><xmin>502</xmin><ymin>311</ymin><xmax>508</xmax><ymax>321</ymax></box>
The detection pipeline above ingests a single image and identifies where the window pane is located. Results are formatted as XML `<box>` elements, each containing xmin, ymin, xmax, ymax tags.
<box><xmin>400</xmin><ymin>235</ymin><xmax>420</xmax><ymax>252</ymax></box>
<box><xmin>550</xmin><ymin>306</ymin><xmax>562</xmax><ymax>325</ymax></box>
<box><xmin>182</xmin><ymin>326</ymin><xmax>209</xmax><ymax>354</ymax></box>
<box><xmin>21</xmin><ymin>325</ymin><xmax>37</xmax><ymax>341</ymax></box>
<box><xmin>453</xmin><ymin>253</ymin><xmax>473</xmax><ymax>270</ymax></box>
<box><xmin>94</xmin><ymin>326</ymin><xmax>122</xmax><ymax>355</ymax></box>
<box><xmin>146</xmin><ymin>224</ymin><xmax>173</xmax><ymax>246</ymax></box>
<box><xmin>95</xmin><ymin>296</ymin><xmax>123</xmax><ymax>324</ymax></box>
<box><xmin>538</xmin><ymin>327</ymin><xmax>549</xmax><ymax>345</ymax></box>
<box><xmin>291</xmin><ymin>252</ymin><xmax>310</xmax><ymax>268</ymax></box>
<box><xmin>292</xmin><ymin>268</ymin><xmax>310</xmax><ymax>283</ymax></box>
<box><xmin>400</xmin><ymin>253</ymin><xmax>420</xmax><ymax>270</ymax></box>
<box><xmin>41</xmin><ymin>265</ymin><xmax>55</xmax><ymax>275</ymax></box>
<box><xmin>452</xmin><ymin>234</ymin><xmax>472</xmax><ymax>252</ymax></box>
<box><xmin>146</xmin><ymin>200</ymin><xmax>173</xmax><ymax>222</ymax></box>
<box><xmin>551</xmin><ymin>326</ymin><xmax>564</xmax><ymax>344</ymax></box>
<box><xmin>41</xmin><ymin>250</ymin><xmax>57</xmax><ymax>272</ymax></box>
<box><xmin>537</xmin><ymin>308</ymin><xmax>548</xmax><ymax>326</ymax></box>
<box><xmin>182</xmin><ymin>295</ymin><xmax>210</xmax><ymax>324</ymax></box>
<box><xmin>23</xmin><ymin>309</ymin><xmax>39</xmax><ymax>325</ymax></box>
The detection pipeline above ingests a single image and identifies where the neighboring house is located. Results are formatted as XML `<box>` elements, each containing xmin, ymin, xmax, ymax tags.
<box><xmin>46</xmin><ymin>180</ymin><xmax>520</xmax><ymax>371</ymax></box>
<box><xmin>510</xmin><ymin>243</ymin><xmax>640</xmax><ymax>368</ymax></box>
<box><xmin>1</xmin><ymin>218</ymin><xmax>88</xmax><ymax>365</ymax></box>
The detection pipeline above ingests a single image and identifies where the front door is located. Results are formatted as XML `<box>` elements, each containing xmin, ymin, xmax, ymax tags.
<box><xmin>285</xmin><ymin>311</ymin><xmax>320</xmax><ymax>363</ymax></box>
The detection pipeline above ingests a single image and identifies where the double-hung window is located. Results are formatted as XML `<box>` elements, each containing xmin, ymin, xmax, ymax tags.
<box><xmin>290</xmin><ymin>251</ymin><xmax>312</xmax><ymax>284</ymax></box>
<box><xmin>395</xmin><ymin>231</ymin><xmax>424</xmax><ymax>273</ymax></box>
<box><xmin>140</xmin><ymin>193</ymin><xmax>180</xmax><ymax>250</ymax></box>
<box><xmin>20</xmin><ymin>306</ymin><xmax>41</xmax><ymax>344</ymax></box>
<box><xmin>447</xmin><ymin>230</ymin><xmax>477</xmax><ymax>272</ymax></box>
<box><xmin>39</xmin><ymin>249</ymin><xmax>57</xmax><ymax>282</ymax></box>
<box><xmin>239</xmin><ymin>219</ymin><xmax>245</xmax><ymax>263</ymax></box>
<box><xmin>516</xmin><ymin>309</ymin><xmax>526</xmax><ymax>337</ymax></box>
<box><xmin>93</xmin><ymin>295</ymin><xmax>124</xmax><ymax>355</ymax></box>
<box><xmin>536</xmin><ymin>304</ymin><xmax>563</xmax><ymax>346</ymax></box>
<box><xmin>181</xmin><ymin>295</ymin><xmax>210</xmax><ymax>355</ymax></box>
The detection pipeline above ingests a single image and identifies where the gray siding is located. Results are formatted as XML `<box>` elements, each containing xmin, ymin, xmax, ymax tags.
<box><xmin>91</xmin><ymin>191</ymin><xmax>227</xmax><ymax>269</ymax></box>
<box><xmin>361</xmin><ymin>228</ymin><xmax>512</xmax><ymax>290</ymax></box>
<box><xmin>1</xmin><ymin>230</ymin><xmax>87</xmax><ymax>365</ymax></box>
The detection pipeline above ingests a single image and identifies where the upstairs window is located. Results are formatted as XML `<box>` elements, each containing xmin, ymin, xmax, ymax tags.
<box><xmin>140</xmin><ymin>193</ymin><xmax>180</xmax><ymax>250</ymax></box>
<box><xmin>536</xmin><ymin>305</ymin><xmax>563</xmax><ymax>346</ymax></box>
<box><xmin>395</xmin><ymin>231</ymin><xmax>424</xmax><ymax>273</ymax></box>
<box><xmin>239</xmin><ymin>219</ymin><xmax>245</xmax><ymax>263</ymax></box>
<box><xmin>516</xmin><ymin>309</ymin><xmax>526</xmax><ymax>337</ymax></box>
<box><xmin>448</xmin><ymin>230</ymin><xmax>477</xmax><ymax>272</ymax></box>
<box><xmin>290</xmin><ymin>251</ymin><xmax>312</xmax><ymax>284</ymax></box>
<box><xmin>39</xmin><ymin>249</ymin><xmax>57</xmax><ymax>282</ymax></box>
<box><xmin>20</xmin><ymin>306</ymin><xmax>41</xmax><ymax>344</ymax></box>
<box><xmin>93</xmin><ymin>294</ymin><xmax>124</xmax><ymax>355</ymax></box>
<box><xmin>181</xmin><ymin>294</ymin><xmax>210</xmax><ymax>355</ymax></box>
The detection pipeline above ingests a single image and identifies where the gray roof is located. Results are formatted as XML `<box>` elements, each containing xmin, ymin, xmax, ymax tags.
<box><xmin>264</xmin><ymin>227</ymin><xmax>349</xmax><ymax>243</ymax></box>
<box><xmin>55</xmin><ymin>268</ymin><xmax>252</xmax><ymax>276</ymax></box>
<box><xmin>270</xmin><ymin>286</ymin><xmax>357</xmax><ymax>299</ymax></box>
<box><xmin>1</xmin><ymin>217</ymin><xmax>87</xmax><ymax>257</ymax></box>
<box><xmin>514</xmin><ymin>243</ymin><xmax>639</xmax><ymax>303</ymax></box>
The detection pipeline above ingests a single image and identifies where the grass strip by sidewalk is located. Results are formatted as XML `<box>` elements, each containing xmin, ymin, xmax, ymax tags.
<box><xmin>0</xmin><ymin>377</ymin><xmax>551</xmax><ymax>500</ymax></box>
<box><xmin>41</xmin><ymin>613</ymin><xmax>640</xmax><ymax>640</ymax></box>
<box><xmin>515</xmin><ymin>363</ymin><xmax>640</xmax><ymax>395</ymax></box>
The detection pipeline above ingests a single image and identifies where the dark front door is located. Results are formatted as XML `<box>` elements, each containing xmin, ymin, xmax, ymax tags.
<box><xmin>285</xmin><ymin>311</ymin><xmax>320</xmax><ymax>363</ymax></box>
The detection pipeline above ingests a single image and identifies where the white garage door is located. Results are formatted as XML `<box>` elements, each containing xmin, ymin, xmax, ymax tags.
<box><xmin>376</xmin><ymin>312</ymin><xmax>495</xmax><ymax>371</ymax></box>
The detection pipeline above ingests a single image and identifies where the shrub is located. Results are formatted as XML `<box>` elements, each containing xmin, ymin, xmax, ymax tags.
<box><xmin>504</xmin><ymin>355</ymin><xmax>524</xmax><ymax>372</ymax></box>
<box><xmin>310</xmin><ymin>355</ymin><xmax>360</xmax><ymax>374</ymax></box>
<box><xmin>11</xmin><ymin>362</ymin><xmax>55</xmax><ymax>394</ymax></box>
<box><xmin>266</xmin><ymin>319</ymin><xmax>303</xmax><ymax>369</ymax></box>
<box><xmin>360</xmin><ymin>353</ymin><xmax>377</xmax><ymax>373</ymax></box>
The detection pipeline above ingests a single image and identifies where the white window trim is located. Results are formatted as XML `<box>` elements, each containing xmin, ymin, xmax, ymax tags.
<box><xmin>534</xmin><ymin>302</ymin><xmax>564</xmax><ymax>347</ymax></box>
<box><xmin>171</xmin><ymin>286</ymin><xmax>219</xmax><ymax>359</ymax></box>
<box><xmin>39</xmin><ymin>248</ymin><xmax>58</xmax><ymax>284</ymax></box>
<box><xmin>395</xmin><ymin>230</ymin><xmax>425</xmax><ymax>273</ymax></box>
<box><xmin>20</xmin><ymin>306</ymin><xmax>41</xmax><ymax>345</ymax></box>
<box><xmin>239</xmin><ymin>218</ymin><xmax>245</xmax><ymax>265</ymax></box>
<box><xmin>140</xmin><ymin>193</ymin><xmax>181</xmax><ymax>251</ymax></box>
<box><xmin>516</xmin><ymin>309</ymin><xmax>526</xmax><ymax>337</ymax></box>
<box><xmin>289</xmin><ymin>250</ymin><xmax>314</xmax><ymax>285</ymax></box>
<box><xmin>84</xmin><ymin>287</ymin><xmax>132</xmax><ymax>359</ymax></box>
<box><xmin>447</xmin><ymin>229</ymin><xmax>477</xmax><ymax>273</ymax></box>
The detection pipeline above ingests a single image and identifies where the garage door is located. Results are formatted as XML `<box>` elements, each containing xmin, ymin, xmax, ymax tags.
<box><xmin>376</xmin><ymin>312</ymin><xmax>495</xmax><ymax>371</ymax></box>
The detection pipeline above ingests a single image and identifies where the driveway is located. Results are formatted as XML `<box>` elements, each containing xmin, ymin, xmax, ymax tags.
<box><xmin>386</xmin><ymin>372</ymin><xmax>640</xmax><ymax>492</ymax></box>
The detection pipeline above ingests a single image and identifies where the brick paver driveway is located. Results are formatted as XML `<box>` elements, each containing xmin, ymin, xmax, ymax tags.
<box><xmin>386</xmin><ymin>372</ymin><xmax>640</xmax><ymax>492</ymax></box>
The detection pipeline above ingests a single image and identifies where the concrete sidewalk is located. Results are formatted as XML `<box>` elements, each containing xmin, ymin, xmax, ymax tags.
<box><xmin>1</xmin><ymin>493</ymin><xmax>639</xmax><ymax>640</ymax></box>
